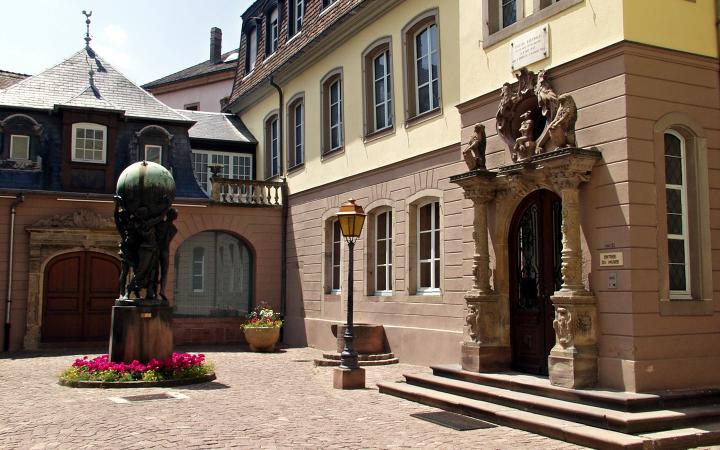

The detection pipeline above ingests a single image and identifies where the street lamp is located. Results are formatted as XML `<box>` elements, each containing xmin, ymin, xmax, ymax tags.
<box><xmin>334</xmin><ymin>199</ymin><xmax>366</xmax><ymax>389</ymax></box>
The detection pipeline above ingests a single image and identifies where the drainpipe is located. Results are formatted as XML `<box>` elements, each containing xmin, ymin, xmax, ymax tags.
<box><xmin>3</xmin><ymin>193</ymin><xmax>24</xmax><ymax>352</ymax></box>
<box><xmin>269</xmin><ymin>76</ymin><xmax>288</xmax><ymax>328</ymax></box>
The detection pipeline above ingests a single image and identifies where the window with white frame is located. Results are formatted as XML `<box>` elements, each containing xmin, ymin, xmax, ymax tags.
<box><xmin>144</xmin><ymin>144</ymin><xmax>162</xmax><ymax>164</ymax></box>
<box><xmin>267</xmin><ymin>8</ymin><xmax>279</xmax><ymax>56</ymax></box>
<box><xmin>246</xmin><ymin>27</ymin><xmax>258</xmax><ymax>73</ymax></box>
<box><xmin>72</xmin><ymin>123</ymin><xmax>107</xmax><ymax>163</ymax></box>
<box><xmin>414</xmin><ymin>23</ymin><xmax>439</xmax><ymax>115</ymax></box>
<box><xmin>373</xmin><ymin>50</ymin><xmax>392</xmax><ymax>132</ymax></box>
<box><xmin>375</xmin><ymin>210</ymin><xmax>393</xmax><ymax>294</ymax></box>
<box><xmin>324</xmin><ymin>75</ymin><xmax>343</xmax><ymax>153</ymax></box>
<box><xmin>417</xmin><ymin>201</ymin><xmax>441</xmax><ymax>293</ymax></box>
<box><xmin>288</xmin><ymin>99</ymin><xmax>304</xmax><ymax>168</ymax></box>
<box><xmin>191</xmin><ymin>150</ymin><xmax>253</xmax><ymax>194</ymax></box>
<box><xmin>9</xmin><ymin>135</ymin><xmax>30</xmax><ymax>160</ymax></box>
<box><xmin>290</xmin><ymin>0</ymin><xmax>304</xmax><ymax>36</ymax></box>
<box><xmin>266</xmin><ymin>115</ymin><xmax>280</xmax><ymax>178</ymax></box>
<box><xmin>192</xmin><ymin>247</ymin><xmax>205</xmax><ymax>292</ymax></box>
<box><xmin>664</xmin><ymin>130</ymin><xmax>691</xmax><ymax>298</ymax></box>
<box><xmin>331</xmin><ymin>220</ymin><xmax>342</xmax><ymax>292</ymax></box>
<box><xmin>500</xmin><ymin>0</ymin><xmax>518</xmax><ymax>28</ymax></box>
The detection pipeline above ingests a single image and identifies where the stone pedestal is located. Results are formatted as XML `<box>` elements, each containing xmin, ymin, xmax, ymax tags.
<box><xmin>332</xmin><ymin>323</ymin><xmax>385</xmax><ymax>354</ymax></box>
<box><xmin>333</xmin><ymin>367</ymin><xmax>366</xmax><ymax>389</ymax></box>
<box><xmin>462</xmin><ymin>293</ymin><xmax>511</xmax><ymax>372</ymax></box>
<box><xmin>109</xmin><ymin>305</ymin><xmax>173</xmax><ymax>364</ymax></box>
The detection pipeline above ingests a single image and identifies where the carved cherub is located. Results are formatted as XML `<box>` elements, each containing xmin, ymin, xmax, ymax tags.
<box><xmin>535</xmin><ymin>70</ymin><xmax>577</xmax><ymax>151</ymax></box>
<box><xmin>465</xmin><ymin>304</ymin><xmax>480</xmax><ymax>341</ymax></box>
<box><xmin>462</xmin><ymin>123</ymin><xmax>487</xmax><ymax>170</ymax></box>
<box><xmin>553</xmin><ymin>306</ymin><xmax>573</xmax><ymax>348</ymax></box>
<box><xmin>513</xmin><ymin>111</ymin><xmax>536</xmax><ymax>162</ymax></box>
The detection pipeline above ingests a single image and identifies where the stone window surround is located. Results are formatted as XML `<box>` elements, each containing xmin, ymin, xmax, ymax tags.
<box><xmin>363</xmin><ymin>199</ymin><xmax>396</xmax><ymax>296</ymax></box>
<box><xmin>653</xmin><ymin>112</ymin><xmax>714</xmax><ymax>316</ymax></box>
<box><xmin>401</xmin><ymin>9</ymin><xmax>443</xmax><ymax>127</ymax></box>
<box><xmin>482</xmin><ymin>0</ymin><xmax>584</xmax><ymax>48</ymax></box>
<box><xmin>361</xmin><ymin>36</ymin><xmax>395</xmax><ymax>140</ymax></box>
<box><xmin>320</xmin><ymin>68</ymin><xmax>344</xmax><ymax>159</ymax></box>
<box><xmin>286</xmin><ymin>91</ymin><xmax>305</xmax><ymax>172</ymax></box>
<box><xmin>405</xmin><ymin>189</ymin><xmax>444</xmax><ymax>296</ymax></box>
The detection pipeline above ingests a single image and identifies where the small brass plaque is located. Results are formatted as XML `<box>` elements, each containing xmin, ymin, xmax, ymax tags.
<box><xmin>600</xmin><ymin>252</ymin><xmax>624</xmax><ymax>267</ymax></box>
<box><xmin>140</xmin><ymin>313</ymin><xmax>152</xmax><ymax>319</ymax></box>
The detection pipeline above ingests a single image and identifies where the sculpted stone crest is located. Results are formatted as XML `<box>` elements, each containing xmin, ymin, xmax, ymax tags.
<box><xmin>553</xmin><ymin>306</ymin><xmax>573</xmax><ymax>348</ymax></box>
<box><xmin>463</xmin><ymin>123</ymin><xmax>487</xmax><ymax>171</ymax></box>
<box><xmin>32</xmin><ymin>209</ymin><xmax>115</xmax><ymax>229</ymax></box>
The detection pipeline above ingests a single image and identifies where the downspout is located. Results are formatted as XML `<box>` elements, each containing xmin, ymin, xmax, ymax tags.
<box><xmin>3</xmin><ymin>193</ymin><xmax>24</xmax><ymax>352</ymax></box>
<box><xmin>269</xmin><ymin>76</ymin><xmax>288</xmax><ymax>324</ymax></box>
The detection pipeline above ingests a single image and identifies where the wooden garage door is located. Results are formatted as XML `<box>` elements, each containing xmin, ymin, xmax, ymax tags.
<box><xmin>42</xmin><ymin>252</ymin><xmax>120</xmax><ymax>342</ymax></box>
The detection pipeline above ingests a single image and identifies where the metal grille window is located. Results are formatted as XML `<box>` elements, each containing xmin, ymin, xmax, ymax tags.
<box><xmin>191</xmin><ymin>150</ymin><xmax>253</xmax><ymax>194</ymax></box>
<box><xmin>331</xmin><ymin>220</ymin><xmax>342</xmax><ymax>292</ymax></box>
<box><xmin>500</xmin><ymin>0</ymin><xmax>517</xmax><ymax>28</ymax></box>
<box><xmin>665</xmin><ymin>131</ymin><xmax>691</xmax><ymax>297</ymax></box>
<box><xmin>72</xmin><ymin>123</ymin><xmax>107</xmax><ymax>163</ymax></box>
<box><xmin>375</xmin><ymin>211</ymin><xmax>393</xmax><ymax>294</ymax></box>
<box><xmin>418</xmin><ymin>201</ymin><xmax>440</xmax><ymax>293</ymax></box>
<box><xmin>414</xmin><ymin>24</ymin><xmax>439</xmax><ymax>115</ymax></box>
<box><xmin>9</xmin><ymin>134</ymin><xmax>29</xmax><ymax>160</ymax></box>
<box><xmin>373</xmin><ymin>50</ymin><xmax>392</xmax><ymax>131</ymax></box>
<box><xmin>329</xmin><ymin>78</ymin><xmax>343</xmax><ymax>151</ymax></box>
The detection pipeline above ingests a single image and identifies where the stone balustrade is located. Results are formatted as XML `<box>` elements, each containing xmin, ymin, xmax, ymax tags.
<box><xmin>210</xmin><ymin>177</ymin><xmax>285</xmax><ymax>206</ymax></box>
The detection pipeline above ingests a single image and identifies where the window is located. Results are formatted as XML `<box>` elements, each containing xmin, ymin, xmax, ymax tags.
<box><xmin>266</xmin><ymin>8</ymin><xmax>279</xmax><ymax>56</ymax></box>
<box><xmin>191</xmin><ymin>150</ymin><xmax>253</xmax><ymax>194</ymax></box>
<box><xmin>144</xmin><ymin>145</ymin><xmax>162</xmax><ymax>164</ymax></box>
<box><xmin>288</xmin><ymin>97</ymin><xmax>304</xmax><ymax>168</ymax></box>
<box><xmin>9</xmin><ymin>135</ymin><xmax>29</xmax><ymax>160</ymax></box>
<box><xmin>664</xmin><ymin>131</ymin><xmax>691</xmax><ymax>298</ymax></box>
<box><xmin>192</xmin><ymin>247</ymin><xmax>205</xmax><ymax>292</ymax></box>
<box><xmin>375</xmin><ymin>210</ymin><xmax>393</xmax><ymax>294</ymax></box>
<box><xmin>289</xmin><ymin>0</ymin><xmax>304</xmax><ymax>36</ymax></box>
<box><xmin>265</xmin><ymin>115</ymin><xmax>280</xmax><ymax>178</ymax></box>
<box><xmin>246</xmin><ymin>27</ymin><xmax>258</xmax><ymax>73</ymax></box>
<box><xmin>71</xmin><ymin>123</ymin><xmax>107</xmax><ymax>163</ymax></box>
<box><xmin>322</xmin><ymin>71</ymin><xmax>344</xmax><ymax>154</ymax></box>
<box><xmin>363</xmin><ymin>40</ymin><xmax>393</xmax><ymax>136</ymax></box>
<box><xmin>183</xmin><ymin>103</ymin><xmax>199</xmax><ymax>111</ymax></box>
<box><xmin>322</xmin><ymin>0</ymin><xmax>337</xmax><ymax>9</ymax></box>
<box><xmin>403</xmin><ymin>11</ymin><xmax>441</xmax><ymax>121</ymax></box>
<box><xmin>331</xmin><ymin>220</ymin><xmax>342</xmax><ymax>292</ymax></box>
<box><xmin>417</xmin><ymin>201</ymin><xmax>440</xmax><ymax>293</ymax></box>
<box><xmin>500</xmin><ymin>0</ymin><xmax>518</xmax><ymax>28</ymax></box>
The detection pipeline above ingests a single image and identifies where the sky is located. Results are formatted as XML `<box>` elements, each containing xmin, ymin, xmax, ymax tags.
<box><xmin>0</xmin><ymin>0</ymin><xmax>255</xmax><ymax>85</ymax></box>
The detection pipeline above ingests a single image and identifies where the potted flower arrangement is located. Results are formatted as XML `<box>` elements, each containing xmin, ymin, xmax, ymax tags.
<box><xmin>241</xmin><ymin>304</ymin><xmax>283</xmax><ymax>352</ymax></box>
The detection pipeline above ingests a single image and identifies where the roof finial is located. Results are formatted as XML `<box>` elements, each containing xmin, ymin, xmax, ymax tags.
<box><xmin>82</xmin><ymin>10</ymin><xmax>92</xmax><ymax>47</ymax></box>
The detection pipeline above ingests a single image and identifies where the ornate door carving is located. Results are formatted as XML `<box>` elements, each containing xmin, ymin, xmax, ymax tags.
<box><xmin>509</xmin><ymin>189</ymin><xmax>561</xmax><ymax>374</ymax></box>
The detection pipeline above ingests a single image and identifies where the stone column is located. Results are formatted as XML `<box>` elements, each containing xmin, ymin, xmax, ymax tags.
<box><xmin>548</xmin><ymin>163</ymin><xmax>598</xmax><ymax>389</ymax></box>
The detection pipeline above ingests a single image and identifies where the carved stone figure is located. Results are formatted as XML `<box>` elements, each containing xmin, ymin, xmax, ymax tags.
<box><xmin>513</xmin><ymin>111</ymin><xmax>536</xmax><ymax>161</ymax></box>
<box><xmin>34</xmin><ymin>208</ymin><xmax>115</xmax><ymax>229</ymax></box>
<box><xmin>553</xmin><ymin>306</ymin><xmax>573</xmax><ymax>348</ymax></box>
<box><xmin>535</xmin><ymin>70</ymin><xmax>577</xmax><ymax>151</ymax></box>
<box><xmin>466</xmin><ymin>304</ymin><xmax>481</xmax><ymax>341</ymax></box>
<box><xmin>463</xmin><ymin>123</ymin><xmax>487</xmax><ymax>170</ymax></box>
<box><xmin>156</xmin><ymin>208</ymin><xmax>178</xmax><ymax>301</ymax></box>
<box><xmin>496</xmin><ymin>83</ymin><xmax>516</xmax><ymax>152</ymax></box>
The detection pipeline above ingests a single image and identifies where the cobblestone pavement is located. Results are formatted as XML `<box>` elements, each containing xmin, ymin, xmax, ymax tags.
<box><xmin>0</xmin><ymin>346</ymin><xmax>586</xmax><ymax>449</ymax></box>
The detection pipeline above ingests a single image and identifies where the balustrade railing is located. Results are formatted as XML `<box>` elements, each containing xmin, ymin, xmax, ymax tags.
<box><xmin>210</xmin><ymin>176</ymin><xmax>285</xmax><ymax>206</ymax></box>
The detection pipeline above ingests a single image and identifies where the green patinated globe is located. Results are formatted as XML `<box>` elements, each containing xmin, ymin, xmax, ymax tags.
<box><xmin>116</xmin><ymin>161</ymin><xmax>176</xmax><ymax>217</ymax></box>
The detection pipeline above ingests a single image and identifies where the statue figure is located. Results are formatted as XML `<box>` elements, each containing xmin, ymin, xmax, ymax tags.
<box><xmin>462</xmin><ymin>123</ymin><xmax>487</xmax><ymax>170</ymax></box>
<box><xmin>496</xmin><ymin>82</ymin><xmax>516</xmax><ymax>153</ymax></box>
<box><xmin>156</xmin><ymin>208</ymin><xmax>178</xmax><ymax>302</ymax></box>
<box><xmin>535</xmin><ymin>69</ymin><xmax>577</xmax><ymax>151</ymax></box>
<box><xmin>553</xmin><ymin>306</ymin><xmax>573</xmax><ymax>348</ymax></box>
<box><xmin>465</xmin><ymin>304</ymin><xmax>480</xmax><ymax>341</ymax></box>
<box><xmin>513</xmin><ymin>111</ymin><xmax>536</xmax><ymax>162</ymax></box>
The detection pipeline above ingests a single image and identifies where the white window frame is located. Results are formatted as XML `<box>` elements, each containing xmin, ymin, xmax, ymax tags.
<box><xmin>269</xmin><ymin>8</ymin><xmax>279</xmax><ymax>55</ymax></box>
<box><xmin>293</xmin><ymin>102</ymin><xmax>304</xmax><ymax>166</ymax></box>
<box><xmin>417</xmin><ymin>200</ymin><xmax>441</xmax><ymax>294</ymax></box>
<box><xmin>248</xmin><ymin>28</ymin><xmax>258</xmax><ymax>72</ymax></box>
<box><xmin>9</xmin><ymin>134</ymin><xmax>30</xmax><ymax>160</ymax></box>
<box><xmin>414</xmin><ymin>24</ymin><xmax>439</xmax><ymax>116</ymax></box>
<box><xmin>291</xmin><ymin>0</ymin><xmax>304</xmax><ymax>35</ymax></box>
<box><xmin>373</xmin><ymin>50</ymin><xmax>393</xmax><ymax>132</ymax></box>
<box><xmin>331</xmin><ymin>219</ymin><xmax>342</xmax><ymax>294</ymax></box>
<box><xmin>329</xmin><ymin>78</ymin><xmax>343</xmax><ymax>151</ymax></box>
<box><xmin>268</xmin><ymin>116</ymin><xmax>280</xmax><ymax>177</ymax></box>
<box><xmin>665</xmin><ymin>129</ymin><xmax>692</xmax><ymax>299</ymax></box>
<box><xmin>192</xmin><ymin>247</ymin><xmax>205</xmax><ymax>293</ymax></box>
<box><xmin>191</xmin><ymin>149</ymin><xmax>253</xmax><ymax>194</ymax></box>
<box><xmin>144</xmin><ymin>144</ymin><xmax>162</xmax><ymax>164</ymax></box>
<box><xmin>71</xmin><ymin>122</ymin><xmax>107</xmax><ymax>164</ymax></box>
<box><xmin>375</xmin><ymin>210</ymin><xmax>393</xmax><ymax>296</ymax></box>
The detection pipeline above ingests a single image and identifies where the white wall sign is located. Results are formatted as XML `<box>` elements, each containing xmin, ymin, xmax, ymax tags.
<box><xmin>510</xmin><ymin>25</ymin><xmax>549</xmax><ymax>70</ymax></box>
<box><xmin>600</xmin><ymin>252</ymin><xmax>624</xmax><ymax>267</ymax></box>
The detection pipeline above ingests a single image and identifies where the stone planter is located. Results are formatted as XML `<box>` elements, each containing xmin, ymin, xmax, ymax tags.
<box><xmin>243</xmin><ymin>327</ymin><xmax>281</xmax><ymax>352</ymax></box>
<box><xmin>332</xmin><ymin>323</ymin><xmax>385</xmax><ymax>354</ymax></box>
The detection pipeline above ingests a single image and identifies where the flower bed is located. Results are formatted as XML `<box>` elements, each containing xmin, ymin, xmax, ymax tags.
<box><xmin>59</xmin><ymin>353</ymin><xmax>215</xmax><ymax>386</ymax></box>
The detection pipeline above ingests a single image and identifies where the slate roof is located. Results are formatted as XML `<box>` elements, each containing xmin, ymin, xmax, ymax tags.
<box><xmin>0</xmin><ymin>47</ymin><xmax>190</xmax><ymax>123</ymax></box>
<box><xmin>142</xmin><ymin>49</ymin><xmax>239</xmax><ymax>90</ymax></box>
<box><xmin>0</xmin><ymin>70</ymin><xmax>29</xmax><ymax>90</ymax></box>
<box><xmin>179</xmin><ymin>109</ymin><xmax>256</xmax><ymax>144</ymax></box>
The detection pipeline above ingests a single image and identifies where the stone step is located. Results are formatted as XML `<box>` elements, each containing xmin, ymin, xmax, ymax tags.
<box><xmin>404</xmin><ymin>373</ymin><xmax>720</xmax><ymax>434</ymax></box>
<box><xmin>432</xmin><ymin>364</ymin><xmax>720</xmax><ymax>412</ymax></box>
<box><xmin>314</xmin><ymin>356</ymin><xmax>399</xmax><ymax>367</ymax></box>
<box><xmin>377</xmin><ymin>381</ymin><xmax>649</xmax><ymax>450</ymax></box>
<box><xmin>322</xmin><ymin>352</ymin><xmax>396</xmax><ymax>361</ymax></box>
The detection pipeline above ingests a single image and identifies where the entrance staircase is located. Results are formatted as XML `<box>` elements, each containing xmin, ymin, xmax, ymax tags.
<box><xmin>377</xmin><ymin>365</ymin><xmax>720</xmax><ymax>449</ymax></box>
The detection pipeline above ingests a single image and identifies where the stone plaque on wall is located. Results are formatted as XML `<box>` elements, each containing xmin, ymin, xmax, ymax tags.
<box><xmin>510</xmin><ymin>25</ymin><xmax>549</xmax><ymax>70</ymax></box>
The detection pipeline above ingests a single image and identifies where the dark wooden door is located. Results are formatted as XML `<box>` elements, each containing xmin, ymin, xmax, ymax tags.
<box><xmin>509</xmin><ymin>190</ymin><xmax>562</xmax><ymax>375</ymax></box>
<box><xmin>42</xmin><ymin>252</ymin><xmax>119</xmax><ymax>342</ymax></box>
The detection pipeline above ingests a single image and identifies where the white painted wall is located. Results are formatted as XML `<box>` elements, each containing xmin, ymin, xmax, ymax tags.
<box><xmin>152</xmin><ymin>79</ymin><xmax>234</xmax><ymax>112</ymax></box>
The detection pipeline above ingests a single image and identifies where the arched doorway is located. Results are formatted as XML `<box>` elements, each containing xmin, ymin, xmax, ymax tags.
<box><xmin>42</xmin><ymin>251</ymin><xmax>120</xmax><ymax>342</ymax></box>
<box><xmin>173</xmin><ymin>231</ymin><xmax>253</xmax><ymax>317</ymax></box>
<box><xmin>508</xmin><ymin>189</ymin><xmax>562</xmax><ymax>374</ymax></box>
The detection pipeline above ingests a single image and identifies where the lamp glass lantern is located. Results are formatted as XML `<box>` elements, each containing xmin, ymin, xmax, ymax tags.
<box><xmin>336</xmin><ymin>199</ymin><xmax>366</xmax><ymax>241</ymax></box>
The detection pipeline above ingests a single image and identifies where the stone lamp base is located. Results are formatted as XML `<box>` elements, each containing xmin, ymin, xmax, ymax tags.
<box><xmin>333</xmin><ymin>366</ymin><xmax>366</xmax><ymax>389</ymax></box>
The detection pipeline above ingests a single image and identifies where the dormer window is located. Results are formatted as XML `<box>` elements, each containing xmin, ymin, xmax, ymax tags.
<box><xmin>9</xmin><ymin>135</ymin><xmax>30</xmax><ymax>160</ymax></box>
<box><xmin>266</xmin><ymin>7</ymin><xmax>279</xmax><ymax>56</ymax></box>
<box><xmin>71</xmin><ymin>123</ymin><xmax>107</xmax><ymax>164</ymax></box>
<box><xmin>144</xmin><ymin>144</ymin><xmax>162</xmax><ymax>164</ymax></box>
<box><xmin>289</xmin><ymin>0</ymin><xmax>304</xmax><ymax>36</ymax></box>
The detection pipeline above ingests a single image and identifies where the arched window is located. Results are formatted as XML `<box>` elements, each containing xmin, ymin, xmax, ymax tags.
<box><xmin>174</xmin><ymin>232</ymin><xmax>252</xmax><ymax>317</ymax></box>
<box><xmin>403</xmin><ymin>10</ymin><xmax>441</xmax><ymax>122</ymax></box>
<box><xmin>374</xmin><ymin>208</ymin><xmax>393</xmax><ymax>294</ymax></box>
<box><xmin>287</xmin><ymin>95</ymin><xmax>304</xmax><ymax>169</ymax></box>
<box><xmin>362</xmin><ymin>38</ymin><xmax>393</xmax><ymax>137</ymax></box>
<box><xmin>321</xmin><ymin>69</ymin><xmax>343</xmax><ymax>155</ymax></box>
<box><xmin>265</xmin><ymin>113</ymin><xmax>280</xmax><ymax>178</ymax></box>
<box><xmin>664</xmin><ymin>130</ymin><xmax>691</xmax><ymax>297</ymax></box>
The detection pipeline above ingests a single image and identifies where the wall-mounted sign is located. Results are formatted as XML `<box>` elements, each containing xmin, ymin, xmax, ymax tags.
<box><xmin>510</xmin><ymin>25</ymin><xmax>549</xmax><ymax>70</ymax></box>
<box><xmin>600</xmin><ymin>252</ymin><xmax>624</xmax><ymax>267</ymax></box>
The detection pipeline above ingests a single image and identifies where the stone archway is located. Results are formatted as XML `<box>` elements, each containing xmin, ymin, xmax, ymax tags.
<box><xmin>23</xmin><ymin>209</ymin><xmax>119</xmax><ymax>350</ymax></box>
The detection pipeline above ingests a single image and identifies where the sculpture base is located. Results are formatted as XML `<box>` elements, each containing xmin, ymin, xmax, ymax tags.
<box><xmin>461</xmin><ymin>342</ymin><xmax>511</xmax><ymax>373</ymax></box>
<box><xmin>333</xmin><ymin>367</ymin><xmax>365</xmax><ymax>389</ymax></box>
<box><xmin>109</xmin><ymin>305</ymin><xmax>173</xmax><ymax>364</ymax></box>
<box><xmin>548</xmin><ymin>347</ymin><xmax>598</xmax><ymax>389</ymax></box>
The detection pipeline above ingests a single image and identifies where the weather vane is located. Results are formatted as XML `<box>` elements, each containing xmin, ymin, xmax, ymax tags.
<box><xmin>82</xmin><ymin>10</ymin><xmax>97</xmax><ymax>90</ymax></box>
<box><xmin>82</xmin><ymin>10</ymin><xmax>92</xmax><ymax>47</ymax></box>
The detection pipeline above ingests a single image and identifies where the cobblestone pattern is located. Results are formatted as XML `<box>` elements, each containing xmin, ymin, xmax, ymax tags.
<box><xmin>0</xmin><ymin>346</ymin><xmax>585</xmax><ymax>449</ymax></box>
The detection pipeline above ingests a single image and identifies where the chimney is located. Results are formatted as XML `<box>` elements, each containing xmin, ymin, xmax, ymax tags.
<box><xmin>210</xmin><ymin>27</ymin><xmax>222</xmax><ymax>63</ymax></box>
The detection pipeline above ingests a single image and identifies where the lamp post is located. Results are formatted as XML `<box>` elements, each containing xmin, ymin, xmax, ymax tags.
<box><xmin>334</xmin><ymin>199</ymin><xmax>366</xmax><ymax>389</ymax></box>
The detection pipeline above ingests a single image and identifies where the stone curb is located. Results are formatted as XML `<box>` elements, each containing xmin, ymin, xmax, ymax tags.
<box><xmin>58</xmin><ymin>372</ymin><xmax>217</xmax><ymax>389</ymax></box>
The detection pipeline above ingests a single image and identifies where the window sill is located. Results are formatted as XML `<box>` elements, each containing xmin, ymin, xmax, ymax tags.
<box><xmin>404</xmin><ymin>107</ymin><xmax>442</xmax><ymax>129</ymax></box>
<box><xmin>70</xmin><ymin>160</ymin><xmax>107</xmax><ymax>165</ymax></box>
<box><xmin>242</xmin><ymin>70</ymin><xmax>255</xmax><ymax>80</ymax></box>
<box><xmin>659</xmin><ymin>299</ymin><xmax>714</xmax><ymax>316</ymax></box>
<box><xmin>287</xmin><ymin>31</ymin><xmax>302</xmax><ymax>45</ymax></box>
<box><xmin>482</xmin><ymin>0</ymin><xmax>583</xmax><ymax>49</ymax></box>
<box><xmin>264</xmin><ymin>174</ymin><xmax>282</xmax><ymax>182</ymax></box>
<box><xmin>287</xmin><ymin>162</ymin><xmax>304</xmax><ymax>175</ymax></box>
<box><xmin>263</xmin><ymin>52</ymin><xmax>277</xmax><ymax>64</ymax></box>
<box><xmin>319</xmin><ymin>1</ymin><xmax>339</xmax><ymax>17</ymax></box>
<box><xmin>321</xmin><ymin>146</ymin><xmax>344</xmax><ymax>161</ymax></box>
<box><xmin>363</xmin><ymin>125</ymin><xmax>395</xmax><ymax>143</ymax></box>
